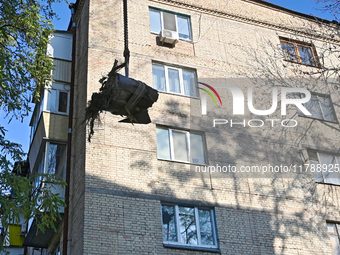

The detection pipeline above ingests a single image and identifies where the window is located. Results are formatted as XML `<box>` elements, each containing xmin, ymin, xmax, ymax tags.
<box><xmin>149</xmin><ymin>8</ymin><xmax>191</xmax><ymax>40</ymax></box>
<box><xmin>46</xmin><ymin>89</ymin><xmax>69</xmax><ymax>114</ymax></box>
<box><xmin>298</xmin><ymin>93</ymin><xmax>337</xmax><ymax>122</ymax></box>
<box><xmin>156</xmin><ymin>127</ymin><xmax>206</xmax><ymax>164</ymax></box>
<box><xmin>46</xmin><ymin>143</ymin><xmax>67</xmax><ymax>180</ymax></box>
<box><xmin>308</xmin><ymin>150</ymin><xmax>340</xmax><ymax>185</ymax></box>
<box><xmin>35</xmin><ymin>143</ymin><xmax>67</xmax><ymax>187</ymax></box>
<box><xmin>280</xmin><ymin>37</ymin><xmax>319</xmax><ymax>67</ymax></box>
<box><xmin>327</xmin><ymin>223</ymin><xmax>340</xmax><ymax>255</ymax></box>
<box><xmin>161</xmin><ymin>204</ymin><xmax>218</xmax><ymax>249</ymax></box>
<box><xmin>152</xmin><ymin>63</ymin><xmax>197</xmax><ymax>97</ymax></box>
<box><xmin>45</xmin><ymin>83</ymin><xmax>70</xmax><ymax>114</ymax></box>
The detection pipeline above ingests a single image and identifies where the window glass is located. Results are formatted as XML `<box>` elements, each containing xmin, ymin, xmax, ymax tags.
<box><xmin>190</xmin><ymin>133</ymin><xmax>205</xmax><ymax>164</ymax></box>
<box><xmin>58</xmin><ymin>91</ymin><xmax>68</xmax><ymax>113</ymax></box>
<box><xmin>47</xmin><ymin>89</ymin><xmax>57</xmax><ymax>112</ymax></box>
<box><xmin>199</xmin><ymin>209</ymin><xmax>214</xmax><ymax>245</ymax></box>
<box><xmin>156</xmin><ymin>128</ymin><xmax>171</xmax><ymax>160</ymax></box>
<box><xmin>149</xmin><ymin>9</ymin><xmax>161</xmax><ymax>33</ymax></box>
<box><xmin>310</xmin><ymin>151</ymin><xmax>340</xmax><ymax>185</ymax></box>
<box><xmin>162</xmin><ymin>205</ymin><xmax>177</xmax><ymax>242</ymax></box>
<box><xmin>35</xmin><ymin>156</ymin><xmax>45</xmax><ymax>189</ymax></box>
<box><xmin>319</xmin><ymin>153</ymin><xmax>340</xmax><ymax>185</ymax></box>
<box><xmin>327</xmin><ymin>223</ymin><xmax>340</xmax><ymax>255</ymax></box>
<box><xmin>298</xmin><ymin>45</ymin><xmax>314</xmax><ymax>65</ymax></box>
<box><xmin>149</xmin><ymin>8</ymin><xmax>192</xmax><ymax>40</ymax></box>
<box><xmin>310</xmin><ymin>160</ymin><xmax>323</xmax><ymax>182</ymax></box>
<box><xmin>305</xmin><ymin>96</ymin><xmax>323</xmax><ymax>119</ymax></box>
<box><xmin>179</xmin><ymin>206</ymin><xmax>197</xmax><ymax>245</ymax></box>
<box><xmin>168</xmin><ymin>68</ymin><xmax>181</xmax><ymax>93</ymax></box>
<box><xmin>319</xmin><ymin>96</ymin><xmax>336</xmax><ymax>122</ymax></box>
<box><xmin>281</xmin><ymin>42</ymin><xmax>297</xmax><ymax>62</ymax></box>
<box><xmin>177</xmin><ymin>16</ymin><xmax>190</xmax><ymax>40</ymax></box>
<box><xmin>182</xmin><ymin>70</ymin><xmax>196</xmax><ymax>97</ymax></box>
<box><xmin>300</xmin><ymin>94</ymin><xmax>337</xmax><ymax>122</ymax></box>
<box><xmin>161</xmin><ymin>205</ymin><xmax>217</xmax><ymax>248</ymax></box>
<box><xmin>152</xmin><ymin>63</ymin><xmax>197</xmax><ymax>97</ymax></box>
<box><xmin>157</xmin><ymin>127</ymin><xmax>205</xmax><ymax>164</ymax></box>
<box><xmin>47</xmin><ymin>143</ymin><xmax>67</xmax><ymax>180</ymax></box>
<box><xmin>152</xmin><ymin>65</ymin><xmax>166</xmax><ymax>91</ymax></box>
<box><xmin>280</xmin><ymin>38</ymin><xmax>318</xmax><ymax>67</ymax></box>
<box><xmin>172</xmin><ymin>131</ymin><xmax>188</xmax><ymax>161</ymax></box>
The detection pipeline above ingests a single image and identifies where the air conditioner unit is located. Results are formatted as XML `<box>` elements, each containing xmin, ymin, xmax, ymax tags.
<box><xmin>159</xmin><ymin>29</ymin><xmax>179</xmax><ymax>45</ymax></box>
<box><xmin>20</xmin><ymin>224</ymin><xmax>27</xmax><ymax>234</ymax></box>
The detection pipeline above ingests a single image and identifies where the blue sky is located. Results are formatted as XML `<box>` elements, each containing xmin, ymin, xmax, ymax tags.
<box><xmin>0</xmin><ymin>0</ymin><xmax>335</xmax><ymax>155</ymax></box>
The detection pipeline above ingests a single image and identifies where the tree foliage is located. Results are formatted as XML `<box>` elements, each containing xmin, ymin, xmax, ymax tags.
<box><xmin>0</xmin><ymin>0</ymin><xmax>65</xmax><ymax>251</ymax></box>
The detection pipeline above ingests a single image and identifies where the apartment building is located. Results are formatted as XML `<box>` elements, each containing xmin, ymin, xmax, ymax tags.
<box><xmin>8</xmin><ymin>0</ymin><xmax>340</xmax><ymax>254</ymax></box>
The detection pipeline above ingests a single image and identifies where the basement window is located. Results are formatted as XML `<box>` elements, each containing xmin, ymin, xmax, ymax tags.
<box><xmin>280</xmin><ymin>37</ymin><xmax>319</xmax><ymax>67</ymax></box>
<box><xmin>152</xmin><ymin>63</ymin><xmax>197</xmax><ymax>97</ymax></box>
<box><xmin>161</xmin><ymin>204</ymin><xmax>218</xmax><ymax>250</ymax></box>
<box><xmin>149</xmin><ymin>8</ymin><xmax>191</xmax><ymax>40</ymax></box>
<box><xmin>327</xmin><ymin>222</ymin><xmax>340</xmax><ymax>255</ymax></box>
<box><xmin>308</xmin><ymin>150</ymin><xmax>340</xmax><ymax>185</ymax></box>
<box><xmin>156</xmin><ymin>127</ymin><xmax>206</xmax><ymax>164</ymax></box>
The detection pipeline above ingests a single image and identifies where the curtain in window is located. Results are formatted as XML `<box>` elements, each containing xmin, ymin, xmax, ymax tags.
<box><xmin>152</xmin><ymin>65</ymin><xmax>166</xmax><ymax>91</ymax></box>
<box><xmin>182</xmin><ymin>70</ymin><xmax>196</xmax><ymax>96</ymax></box>
<box><xmin>156</xmin><ymin>128</ymin><xmax>171</xmax><ymax>160</ymax></box>
<box><xmin>168</xmin><ymin>69</ymin><xmax>180</xmax><ymax>93</ymax></box>
<box><xmin>172</xmin><ymin>131</ymin><xmax>188</xmax><ymax>161</ymax></box>
<box><xmin>190</xmin><ymin>134</ymin><xmax>205</xmax><ymax>164</ymax></box>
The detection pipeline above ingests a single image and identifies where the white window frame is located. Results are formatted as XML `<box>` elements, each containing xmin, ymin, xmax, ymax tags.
<box><xmin>298</xmin><ymin>93</ymin><xmax>338</xmax><ymax>122</ymax></box>
<box><xmin>161</xmin><ymin>204</ymin><xmax>218</xmax><ymax>249</ymax></box>
<box><xmin>169</xmin><ymin>129</ymin><xmax>190</xmax><ymax>163</ymax></box>
<box><xmin>43</xmin><ymin>83</ymin><xmax>70</xmax><ymax>115</ymax></box>
<box><xmin>157</xmin><ymin>127</ymin><xmax>206</xmax><ymax>164</ymax></box>
<box><xmin>153</xmin><ymin>63</ymin><xmax>198</xmax><ymax>97</ymax></box>
<box><xmin>309</xmin><ymin>150</ymin><xmax>340</xmax><ymax>185</ymax></box>
<box><xmin>149</xmin><ymin>8</ymin><xmax>192</xmax><ymax>41</ymax></box>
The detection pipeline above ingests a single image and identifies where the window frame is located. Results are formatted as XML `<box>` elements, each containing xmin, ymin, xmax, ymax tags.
<box><xmin>149</xmin><ymin>7</ymin><xmax>192</xmax><ymax>41</ymax></box>
<box><xmin>327</xmin><ymin>222</ymin><xmax>340</xmax><ymax>255</ymax></box>
<box><xmin>161</xmin><ymin>203</ymin><xmax>219</xmax><ymax>250</ymax></box>
<box><xmin>156</xmin><ymin>126</ymin><xmax>207</xmax><ymax>165</ymax></box>
<box><xmin>43</xmin><ymin>83</ymin><xmax>70</xmax><ymax>115</ymax></box>
<box><xmin>279</xmin><ymin>37</ymin><xmax>320</xmax><ymax>67</ymax></box>
<box><xmin>297</xmin><ymin>93</ymin><xmax>338</xmax><ymax>123</ymax></box>
<box><xmin>308</xmin><ymin>150</ymin><xmax>340</xmax><ymax>185</ymax></box>
<box><xmin>152</xmin><ymin>63</ymin><xmax>198</xmax><ymax>97</ymax></box>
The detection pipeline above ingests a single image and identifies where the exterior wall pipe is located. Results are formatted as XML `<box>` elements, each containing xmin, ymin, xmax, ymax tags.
<box><xmin>63</xmin><ymin>3</ymin><xmax>76</xmax><ymax>255</ymax></box>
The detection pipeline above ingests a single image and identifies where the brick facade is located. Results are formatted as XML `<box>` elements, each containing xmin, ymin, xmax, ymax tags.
<box><xmin>66</xmin><ymin>0</ymin><xmax>340</xmax><ymax>254</ymax></box>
